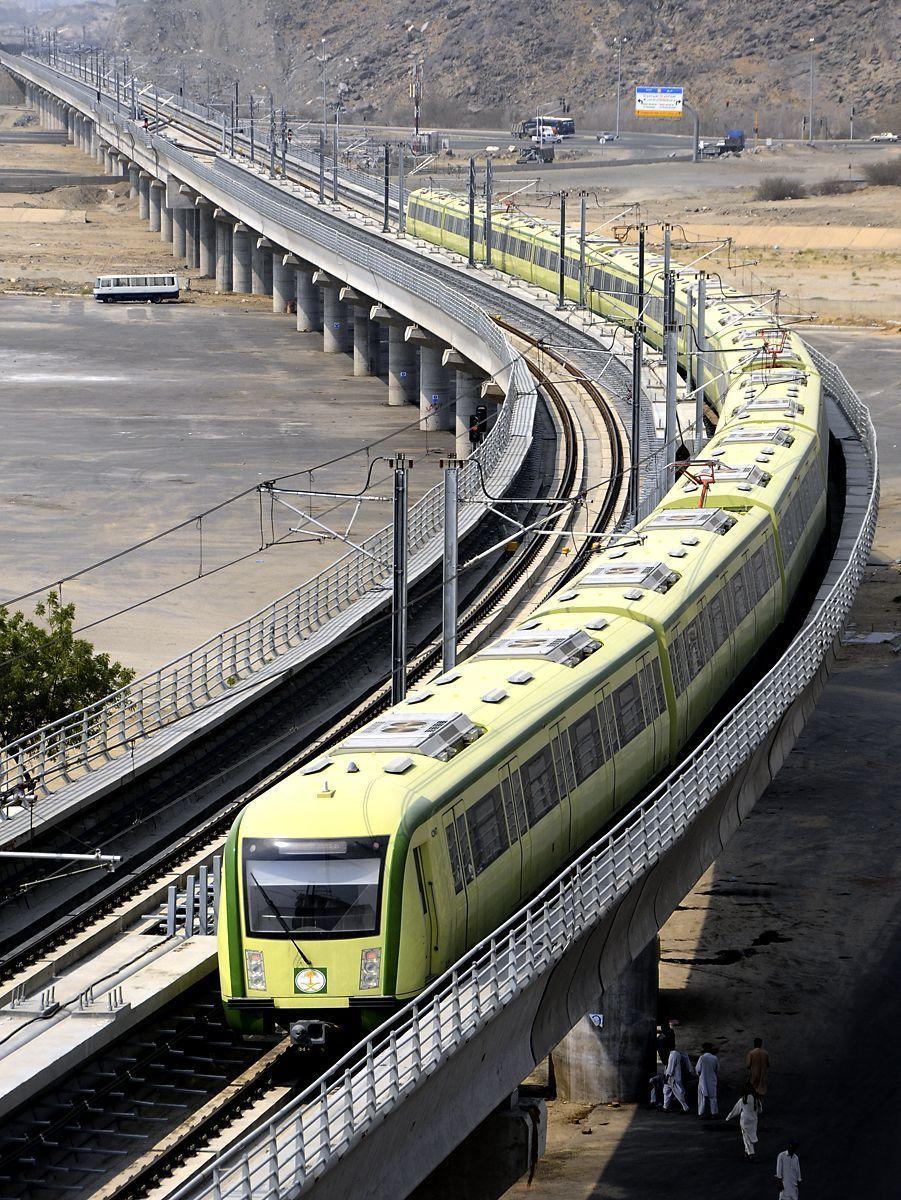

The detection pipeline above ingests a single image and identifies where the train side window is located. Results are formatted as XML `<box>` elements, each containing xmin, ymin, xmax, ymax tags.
<box><xmin>612</xmin><ymin>676</ymin><xmax>645</xmax><ymax>745</ymax></box>
<box><xmin>639</xmin><ymin>660</ymin><xmax>666</xmax><ymax>720</ymax></box>
<box><xmin>521</xmin><ymin>746</ymin><xmax>558</xmax><ymax>826</ymax></box>
<box><xmin>707</xmin><ymin>591</ymin><xmax>729</xmax><ymax>649</ymax></box>
<box><xmin>730</xmin><ymin>570</ymin><xmax>750</xmax><ymax>623</ymax></box>
<box><xmin>499</xmin><ymin>777</ymin><xmax>521</xmax><ymax>845</ymax></box>
<box><xmin>466</xmin><ymin>788</ymin><xmax>508</xmax><ymax>874</ymax></box>
<box><xmin>444</xmin><ymin>823</ymin><xmax>463</xmax><ymax>894</ymax></box>
<box><xmin>597</xmin><ymin>692</ymin><xmax>619</xmax><ymax>755</ymax></box>
<box><xmin>550</xmin><ymin>734</ymin><xmax>574</xmax><ymax>798</ymax></box>
<box><xmin>683</xmin><ymin>619</ymin><xmax>705</xmax><ymax>680</ymax></box>
<box><xmin>567</xmin><ymin>707</ymin><xmax>605</xmax><ymax>784</ymax></box>
<box><xmin>455</xmin><ymin>813</ymin><xmax>475</xmax><ymax>884</ymax></box>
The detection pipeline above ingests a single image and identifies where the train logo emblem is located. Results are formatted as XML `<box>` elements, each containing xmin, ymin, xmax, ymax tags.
<box><xmin>294</xmin><ymin>968</ymin><xmax>327</xmax><ymax>994</ymax></box>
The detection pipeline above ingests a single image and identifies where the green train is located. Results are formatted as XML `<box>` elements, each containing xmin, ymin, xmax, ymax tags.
<box><xmin>218</xmin><ymin>188</ymin><xmax>828</xmax><ymax>1046</ymax></box>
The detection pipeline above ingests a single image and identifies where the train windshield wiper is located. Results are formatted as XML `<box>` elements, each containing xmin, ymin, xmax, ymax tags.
<box><xmin>249</xmin><ymin>871</ymin><xmax>312</xmax><ymax>967</ymax></box>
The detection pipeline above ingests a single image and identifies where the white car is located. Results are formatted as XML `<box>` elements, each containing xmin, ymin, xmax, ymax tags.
<box><xmin>532</xmin><ymin>131</ymin><xmax>563</xmax><ymax>144</ymax></box>
<box><xmin>869</xmin><ymin>131</ymin><xmax>898</xmax><ymax>142</ymax></box>
<box><xmin>596</xmin><ymin>131</ymin><xmax>619</xmax><ymax>143</ymax></box>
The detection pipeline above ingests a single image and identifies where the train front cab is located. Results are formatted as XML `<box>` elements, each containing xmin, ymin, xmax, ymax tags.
<box><xmin>219</xmin><ymin>799</ymin><xmax>399</xmax><ymax>1045</ymax></box>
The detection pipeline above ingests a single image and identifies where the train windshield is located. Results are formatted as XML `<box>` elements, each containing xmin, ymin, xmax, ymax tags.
<box><xmin>243</xmin><ymin>837</ymin><xmax>387</xmax><ymax>937</ymax></box>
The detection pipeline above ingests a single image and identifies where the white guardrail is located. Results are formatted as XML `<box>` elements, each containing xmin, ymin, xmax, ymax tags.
<box><xmin>0</xmin><ymin>57</ymin><xmax>538</xmax><ymax>801</ymax></box>
<box><xmin>168</xmin><ymin>350</ymin><xmax>877</xmax><ymax>1199</ymax></box>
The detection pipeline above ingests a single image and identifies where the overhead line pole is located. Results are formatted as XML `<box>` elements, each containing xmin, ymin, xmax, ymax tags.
<box><xmin>391</xmin><ymin>453</ymin><xmax>410</xmax><ymax>704</ymax></box>
<box><xmin>557</xmin><ymin>191</ymin><xmax>566</xmax><ymax>309</ymax></box>
<box><xmin>441</xmin><ymin>456</ymin><xmax>461</xmax><ymax>672</ymax></box>
<box><xmin>629</xmin><ymin>225</ymin><xmax>645</xmax><ymax>516</ymax></box>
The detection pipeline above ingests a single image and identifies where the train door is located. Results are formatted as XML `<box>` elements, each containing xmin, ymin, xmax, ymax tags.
<box><xmin>594</xmin><ymin>685</ymin><xmax>619</xmax><ymax>807</ymax></box>
<box><xmin>499</xmin><ymin>758</ymin><xmax>530</xmax><ymax>903</ymax></box>
<box><xmin>637</xmin><ymin>651</ymin><xmax>669</xmax><ymax>778</ymax></box>
<box><xmin>424</xmin><ymin>810</ymin><xmax>468</xmax><ymax>972</ymax></box>
<box><xmin>412</xmin><ymin>844</ymin><xmax>441</xmax><ymax>980</ymax></box>
<box><xmin>550</xmin><ymin>721</ymin><xmax>575</xmax><ymax>852</ymax></box>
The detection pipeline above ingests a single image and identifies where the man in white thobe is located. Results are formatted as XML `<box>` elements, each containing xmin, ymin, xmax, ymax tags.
<box><xmin>695</xmin><ymin>1043</ymin><xmax>719</xmax><ymax>1116</ymax></box>
<box><xmin>663</xmin><ymin>1047</ymin><xmax>689</xmax><ymax>1112</ymax></box>
<box><xmin>776</xmin><ymin>1142</ymin><xmax>802</xmax><ymax>1198</ymax></box>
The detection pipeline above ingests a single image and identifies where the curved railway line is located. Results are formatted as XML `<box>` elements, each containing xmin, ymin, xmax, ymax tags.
<box><xmin>0</xmin><ymin>340</ymin><xmax>626</xmax><ymax>1200</ymax></box>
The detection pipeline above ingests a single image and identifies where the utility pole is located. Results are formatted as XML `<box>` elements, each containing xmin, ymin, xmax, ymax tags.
<box><xmin>849</xmin><ymin>104</ymin><xmax>855</xmax><ymax>140</ymax></box>
<box><xmin>557</xmin><ymin>191</ymin><xmax>566</xmax><ymax>309</ymax></box>
<box><xmin>485</xmin><ymin>154</ymin><xmax>493</xmax><ymax>267</ymax></box>
<box><xmin>614</xmin><ymin>36</ymin><xmax>627</xmax><ymax>139</ymax></box>
<box><xmin>409</xmin><ymin>63</ymin><xmax>423</xmax><ymax>138</ymax></box>
<box><xmin>807</xmin><ymin>37</ymin><xmax>815</xmax><ymax>145</ymax></box>
<box><xmin>663</xmin><ymin>249</ymin><xmax>678</xmax><ymax>492</ymax></box>
<box><xmin>269</xmin><ymin>94</ymin><xmax>275</xmax><ymax>178</ymax></box>
<box><xmin>332</xmin><ymin>107</ymin><xmax>339</xmax><ymax>200</ymax></box>
<box><xmin>578</xmin><ymin>191</ymin><xmax>587</xmax><ymax>307</ymax></box>
<box><xmin>629</xmin><ymin>225</ymin><xmax>645</xmax><ymax>516</ymax></box>
<box><xmin>468</xmin><ymin>156</ymin><xmax>476</xmax><ymax>267</ymax></box>
<box><xmin>441</xmin><ymin>456</ymin><xmax>461</xmax><ymax>672</ymax></box>
<box><xmin>249</xmin><ymin>94</ymin><xmax>255</xmax><ymax>163</ymax></box>
<box><xmin>383</xmin><ymin>142</ymin><xmax>390</xmax><ymax>231</ymax></box>
<box><xmin>695</xmin><ymin>272</ymin><xmax>707</xmax><ymax>453</ymax></box>
<box><xmin>280</xmin><ymin>106</ymin><xmax>287</xmax><ymax>177</ymax></box>
<box><xmin>398</xmin><ymin>142</ymin><xmax>406</xmax><ymax>234</ymax></box>
<box><xmin>391</xmin><ymin>453</ymin><xmax>410</xmax><ymax>704</ymax></box>
<box><xmin>318</xmin><ymin>129</ymin><xmax>325</xmax><ymax>202</ymax></box>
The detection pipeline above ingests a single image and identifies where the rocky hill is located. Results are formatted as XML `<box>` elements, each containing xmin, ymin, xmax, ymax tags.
<box><xmin>35</xmin><ymin>0</ymin><xmax>901</xmax><ymax>134</ymax></box>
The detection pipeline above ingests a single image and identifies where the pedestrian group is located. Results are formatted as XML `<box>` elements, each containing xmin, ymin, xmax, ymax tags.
<box><xmin>650</xmin><ymin>1027</ymin><xmax>801</xmax><ymax>1195</ymax></box>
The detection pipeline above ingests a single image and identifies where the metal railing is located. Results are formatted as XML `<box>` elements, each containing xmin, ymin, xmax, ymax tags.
<box><xmin>171</xmin><ymin>351</ymin><xmax>877</xmax><ymax>1199</ymax></box>
<box><xmin>0</xmin><ymin>57</ymin><xmax>537</xmax><ymax>802</ymax></box>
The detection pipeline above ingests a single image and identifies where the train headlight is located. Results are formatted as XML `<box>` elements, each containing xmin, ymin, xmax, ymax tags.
<box><xmin>245</xmin><ymin>949</ymin><xmax>266</xmax><ymax>991</ymax></box>
<box><xmin>359</xmin><ymin>947</ymin><xmax>382</xmax><ymax>991</ymax></box>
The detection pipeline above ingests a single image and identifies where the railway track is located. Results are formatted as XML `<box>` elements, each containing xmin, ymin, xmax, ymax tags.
<box><xmin>0</xmin><ymin>338</ymin><xmax>624</xmax><ymax>1200</ymax></box>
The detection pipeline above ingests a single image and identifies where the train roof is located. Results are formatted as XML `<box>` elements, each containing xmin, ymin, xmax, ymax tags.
<box><xmin>533</xmin><ymin>503</ymin><xmax>771</xmax><ymax>633</ymax></box>
<box><xmin>235</xmin><ymin>612</ymin><xmax>658</xmax><ymax>842</ymax></box>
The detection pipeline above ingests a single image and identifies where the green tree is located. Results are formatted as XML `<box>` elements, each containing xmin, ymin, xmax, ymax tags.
<box><xmin>0</xmin><ymin>592</ymin><xmax>135</xmax><ymax>746</ymax></box>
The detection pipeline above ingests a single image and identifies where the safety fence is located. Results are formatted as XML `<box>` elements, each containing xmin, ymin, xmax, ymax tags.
<box><xmin>170</xmin><ymin>351</ymin><xmax>877</xmax><ymax>1199</ymax></box>
<box><xmin>0</xmin><ymin>56</ymin><xmax>537</xmax><ymax>803</ymax></box>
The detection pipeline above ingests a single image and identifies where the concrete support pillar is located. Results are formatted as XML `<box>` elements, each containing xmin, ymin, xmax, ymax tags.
<box><xmin>116</xmin><ymin>154</ymin><xmax>129</xmax><ymax>179</ymax></box>
<box><xmin>105</xmin><ymin>147</ymin><xmax>116</xmax><ymax>175</ymax></box>
<box><xmin>231</xmin><ymin>224</ymin><xmax>252</xmax><ymax>293</ymax></box>
<box><xmin>553</xmin><ymin>939</ymin><xmax>659</xmax><ymax>1104</ymax></box>
<box><xmin>95</xmin><ymin>138</ymin><xmax>105</xmax><ymax>166</ymax></box>
<box><xmin>188</xmin><ymin>209</ymin><xmax>201</xmax><ymax>270</ymax></box>
<box><xmin>126</xmin><ymin>165</ymin><xmax>138</xmax><ymax>198</ymax></box>
<box><xmin>388</xmin><ymin>325</ymin><xmax>417</xmax><ymax>406</ymax></box>
<box><xmin>272</xmin><ymin>253</ymin><xmax>294</xmax><ymax>314</ymax></box>
<box><xmin>419</xmin><ymin>345</ymin><xmax>450</xmax><ymax>432</ymax></box>
<box><xmin>172</xmin><ymin>207</ymin><xmax>188</xmax><ymax>259</ymax></box>
<box><xmin>215</xmin><ymin>218</ymin><xmax>234</xmax><ymax>291</ymax></box>
<box><xmin>148</xmin><ymin>181</ymin><xmax>164</xmax><ymax>233</ymax></box>
<box><xmin>160</xmin><ymin>202</ymin><xmax>174</xmax><ymax>244</ymax></box>
<box><xmin>321</xmin><ymin>286</ymin><xmax>349</xmax><ymax>354</ymax></box>
<box><xmin>252</xmin><ymin>238</ymin><xmax>273</xmax><ymax>297</ymax></box>
<box><xmin>454</xmin><ymin>371</ymin><xmax>480</xmax><ymax>459</ymax></box>
<box><xmin>138</xmin><ymin>172</ymin><xmax>151</xmax><ymax>221</ymax></box>
<box><xmin>198</xmin><ymin>203</ymin><xmax>215</xmax><ymax>278</ymax></box>
<box><xmin>352</xmin><ymin>309</ymin><xmax>375</xmax><ymax>376</ymax></box>
<box><xmin>295</xmin><ymin>265</ymin><xmax>321</xmax><ymax>332</ymax></box>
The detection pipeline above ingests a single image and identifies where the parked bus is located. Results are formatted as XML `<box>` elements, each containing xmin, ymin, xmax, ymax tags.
<box><xmin>93</xmin><ymin>274</ymin><xmax>181</xmax><ymax>302</ymax></box>
<box><xmin>514</xmin><ymin>115</ymin><xmax>576</xmax><ymax>138</ymax></box>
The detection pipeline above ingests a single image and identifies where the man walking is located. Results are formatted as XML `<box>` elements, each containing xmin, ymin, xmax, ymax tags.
<box><xmin>695</xmin><ymin>1043</ymin><xmax>719</xmax><ymax>1117</ymax></box>
<box><xmin>746</xmin><ymin>1036</ymin><xmax>770</xmax><ymax>1108</ymax></box>
<box><xmin>776</xmin><ymin>1140</ymin><xmax>802</xmax><ymax>1198</ymax></box>
<box><xmin>663</xmin><ymin>1046</ymin><xmax>690</xmax><ymax>1112</ymax></box>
